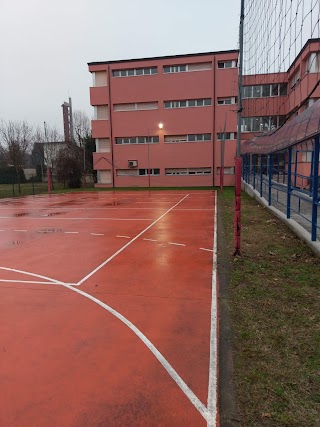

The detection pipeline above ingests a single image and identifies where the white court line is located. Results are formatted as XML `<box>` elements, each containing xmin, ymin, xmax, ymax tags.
<box><xmin>0</xmin><ymin>279</ymin><xmax>64</xmax><ymax>285</ymax></box>
<box><xmin>64</xmin><ymin>231</ymin><xmax>79</xmax><ymax>234</ymax></box>
<box><xmin>91</xmin><ymin>233</ymin><xmax>104</xmax><ymax>236</ymax></box>
<box><xmin>168</xmin><ymin>242</ymin><xmax>186</xmax><ymax>247</ymax></box>
<box><xmin>76</xmin><ymin>195</ymin><xmax>189</xmax><ymax>286</ymax></box>
<box><xmin>136</xmin><ymin>201</ymin><xmax>173</xmax><ymax>204</ymax></box>
<box><xmin>174</xmin><ymin>209</ymin><xmax>214</xmax><ymax>211</ymax></box>
<box><xmin>14</xmin><ymin>230</ymin><xmax>27</xmax><ymax>232</ymax></box>
<box><xmin>0</xmin><ymin>266</ymin><xmax>65</xmax><ymax>285</ymax></box>
<box><xmin>62</xmin><ymin>283</ymin><xmax>210</xmax><ymax>423</ymax></box>
<box><xmin>143</xmin><ymin>238</ymin><xmax>157</xmax><ymax>242</ymax></box>
<box><xmin>116</xmin><ymin>235</ymin><xmax>130</xmax><ymax>239</ymax></box>
<box><xmin>207</xmin><ymin>192</ymin><xmax>218</xmax><ymax>427</ymax></box>
<box><xmin>0</xmin><ymin>216</ymin><xmax>152</xmax><ymax>221</ymax></box>
<box><xmin>200</xmin><ymin>248</ymin><xmax>214</xmax><ymax>252</ymax></box>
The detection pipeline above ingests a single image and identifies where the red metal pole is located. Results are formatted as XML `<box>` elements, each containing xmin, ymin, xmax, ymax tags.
<box><xmin>47</xmin><ymin>166</ymin><xmax>51</xmax><ymax>194</ymax></box>
<box><xmin>234</xmin><ymin>157</ymin><xmax>242</xmax><ymax>255</ymax></box>
<box><xmin>220</xmin><ymin>166</ymin><xmax>224</xmax><ymax>192</ymax></box>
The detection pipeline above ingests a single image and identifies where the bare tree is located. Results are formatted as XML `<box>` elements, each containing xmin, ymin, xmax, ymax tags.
<box><xmin>0</xmin><ymin>120</ymin><xmax>33</xmax><ymax>192</ymax></box>
<box><xmin>0</xmin><ymin>143</ymin><xmax>7</xmax><ymax>168</ymax></box>
<box><xmin>55</xmin><ymin>143</ymin><xmax>83</xmax><ymax>188</ymax></box>
<box><xmin>73</xmin><ymin>110</ymin><xmax>91</xmax><ymax>146</ymax></box>
<box><xmin>34</xmin><ymin>124</ymin><xmax>64</xmax><ymax>187</ymax></box>
<box><xmin>72</xmin><ymin>110</ymin><xmax>94</xmax><ymax>183</ymax></box>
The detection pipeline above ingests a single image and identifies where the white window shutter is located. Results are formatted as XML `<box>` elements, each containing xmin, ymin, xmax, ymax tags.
<box><xmin>188</xmin><ymin>62</ymin><xmax>212</xmax><ymax>71</ymax></box>
<box><xmin>94</xmin><ymin>71</ymin><xmax>107</xmax><ymax>87</ymax></box>
<box><xmin>96</xmin><ymin>138</ymin><xmax>110</xmax><ymax>153</ymax></box>
<box><xmin>96</xmin><ymin>105</ymin><xmax>109</xmax><ymax>120</ymax></box>
<box><xmin>98</xmin><ymin>170</ymin><xmax>112</xmax><ymax>184</ymax></box>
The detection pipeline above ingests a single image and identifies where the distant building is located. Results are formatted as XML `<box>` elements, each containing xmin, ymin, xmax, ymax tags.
<box><xmin>61</xmin><ymin>98</ymin><xmax>74</xmax><ymax>143</ymax></box>
<box><xmin>88</xmin><ymin>39</ymin><xmax>320</xmax><ymax>187</ymax></box>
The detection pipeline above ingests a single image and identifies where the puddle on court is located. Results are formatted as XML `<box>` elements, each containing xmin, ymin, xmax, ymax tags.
<box><xmin>41</xmin><ymin>212</ymin><xmax>65</xmax><ymax>217</ymax></box>
<box><xmin>103</xmin><ymin>199</ymin><xmax>131</xmax><ymax>206</ymax></box>
<box><xmin>9</xmin><ymin>240</ymin><xmax>22</xmax><ymax>246</ymax></box>
<box><xmin>38</xmin><ymin>228</ymin><xmax>63</xmax><ymax>233</ymax></box>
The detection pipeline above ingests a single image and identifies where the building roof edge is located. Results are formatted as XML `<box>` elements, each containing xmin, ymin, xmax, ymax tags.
<box><xmin>87</xmin><ymin>49</ymin><xmax>239</xmax><ymax>66</ymax></box>
<box><xmin>287</xmin><ymin>38</ymin><xmax>320</xmax><ymax>72</ymax></box>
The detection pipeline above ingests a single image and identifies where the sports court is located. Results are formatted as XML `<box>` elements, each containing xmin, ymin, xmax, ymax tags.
<box><xmin>0</xmin><ymin>190</ymin><xmax>219</xmax><ymax>427</ymax></box>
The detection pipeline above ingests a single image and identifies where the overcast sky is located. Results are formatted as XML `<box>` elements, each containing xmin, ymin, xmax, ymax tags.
<box><xmin>0</xmin><ymin>0</ymin><xmax>240</xmax><ymax>133</ymax></box>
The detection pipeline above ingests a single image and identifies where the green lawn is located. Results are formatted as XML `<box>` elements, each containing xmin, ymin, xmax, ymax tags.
<box><xmin>0</xmin><ymin>182</ymin><xmax>96</xmax><ymax>198</ymax></box>
<box><xmin>219</xmin><ymin>188</ymin><xmax>320</xmax><ymax>427</ymax></box>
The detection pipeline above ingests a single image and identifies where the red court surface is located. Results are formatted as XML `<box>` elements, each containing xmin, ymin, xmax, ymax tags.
<box><xmin>0</xmin><ymin>190</ymin><xmax>218</xmax><ymax>427</ymax></box>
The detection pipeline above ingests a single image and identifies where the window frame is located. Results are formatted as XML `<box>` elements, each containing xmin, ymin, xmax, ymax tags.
<box><xmin>112</xmin><ymin>67</ymin><xmax>158</xmax><ymax>77</ymax></box>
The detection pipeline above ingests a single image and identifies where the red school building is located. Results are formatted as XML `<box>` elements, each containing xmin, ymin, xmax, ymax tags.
<box><xmin>88</xmin><ymin>39</ymin><xmax>320</xmax><ymax>188</ymax></box>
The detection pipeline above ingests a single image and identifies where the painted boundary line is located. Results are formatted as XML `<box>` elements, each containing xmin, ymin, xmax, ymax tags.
<box><xmin>0</xmin><ymin>216</ymin><xmax>152</xmax><ymax>221</ymax></box>
<box><xmin>62</xmin><ymin>283</ymin><xmax>210</xmax><ymax>422</ymax></box>
<box><xmin>207</xmin><ymin>191</ymin><xmax>218</xmax><ymax>427</ymax></box>
<box><xmin>76</xmin><ymin>194</ymin><xmax>190</xmax><ymax>286</ymax></box>
<box><xmin>0</xmin><ymin>266</ymin><xmax>65</xmax><ymax>285</ymax></box>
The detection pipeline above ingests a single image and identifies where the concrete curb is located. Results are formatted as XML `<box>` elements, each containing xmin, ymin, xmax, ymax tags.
<box><xmin>242</xmin><ymin>182</ymin><xmax>320</xmax><ymax>257</ymax></box>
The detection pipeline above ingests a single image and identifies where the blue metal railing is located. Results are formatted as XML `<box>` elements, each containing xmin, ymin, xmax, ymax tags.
<box><xmin>242</xmin><ymin>136</ymin><xmax>320</xmax><ymax>242</ymax></box>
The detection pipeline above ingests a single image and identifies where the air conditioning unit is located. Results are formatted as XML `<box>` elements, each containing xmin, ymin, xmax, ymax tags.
<box><xmin>128</xmin><ymin>160</ymin><xmax>138</xmax><ymax>168</ymax></box>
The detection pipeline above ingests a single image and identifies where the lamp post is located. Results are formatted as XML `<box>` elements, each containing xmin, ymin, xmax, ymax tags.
<box><xmin>147</xmin><ymin>123</ymin><xmax>163</xmax><ymax>190</ymax></box>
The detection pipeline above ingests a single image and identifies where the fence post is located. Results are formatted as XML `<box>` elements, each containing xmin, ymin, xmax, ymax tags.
<box><xmin>294</xmin><ymin>150</ymin><xmax>298</xmax><ymax>188</ymax></box>
<box><xmin>287</xmin><ymin>147</ymin><xmax>292</xmax><ymax>218</ymax></box>
<box><xmin>260</xmin><ymin>154</ymin><xmax>263</xmax><ymax>196</ymax></box>
<box><xmin>253</xmin><ymin>154</ymin><xmax>256</xmax><ymax>190</ymax></box>
<box><xmin>268</xmin><ymin>153</ymin><xmax>273</xmax><ymax>206</ymax></box>
<box><xmin>311</xmin><ymin>136</ymin><xmax>319</xmax><ymax>241</ymax></box>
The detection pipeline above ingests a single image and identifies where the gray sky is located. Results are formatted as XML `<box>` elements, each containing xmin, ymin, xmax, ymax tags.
<box><xmin>0</xmin><ymin>0</ymin><xmax>240</xmax><ymax>133</ymax></box>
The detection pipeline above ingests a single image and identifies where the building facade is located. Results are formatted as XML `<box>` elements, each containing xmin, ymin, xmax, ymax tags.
<box><xmin>88</xmin><ymin>39</ymin><xmax>320</xmax><ymax>187</ymax></box>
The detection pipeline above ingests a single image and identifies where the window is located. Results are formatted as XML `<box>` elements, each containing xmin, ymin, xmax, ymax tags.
<box><xmin>115</xmin><ymin>136</ymin><xmax>159</xmax><ymax>144</ymax></box>
<box><xmin>114</xmin><ymin>102</ymin><xmax>158</xmax><ymax>111</ymax></box>
<box><xmin>217</xmin><ymin>60</ymin><xmax>237</xmax><ymax>69</ymax></box>
<box><xmin>164</xmin><ymin>134</ymin><xmax>211</xmax><ymax>142</ymax></box>
<box><xmin>112</xmin><ymin>67</ymin><xmax>157</xmax><ymax>77</ymax></box>
<box><xmin>290</xmin><ymin>70</ymin><xmax>300</xmax><ymax>89</ymax></box>
<box><xmin>217</xmin><ymin>132</ymin><xmax>236</xmax><ymax>140</ymax></box>
<box><xmin>308</xmin><ymin>98</ymin><xmax>319</xmax><ymax>108</ymax></box>
<box><xmin>117</xmin><ymin>168</ymin><xmax>160</xmax><ymax>176</ymax></box>
<box><xmin>242</xmin><ymin>83</ymin><xmax>287</xmax><ymax>98</ymax></box>
<box><xmin>307</xmin><ymin>53</ymin><xmax>320</xmax><ymax>73</ymax></box>
<box><xmin>93</xmin><ymin>71</ymin><xmax>107</xmax><ymax>87</ymax></box>
<box><xmin>241</xmin><ymin>116</ymin><xmax>286</xmax><ymax>132</ymax></box>
<box><xmin>302</xmin><ymin>151</ymin><xmax>313</xmax><ymax>162</ymax></box>
<box><xmin>164</xmin><ymin>98</ymin><xmax>211</xmax><ymax>108</ymax></box>
<box><xmin>96</xmin><ymin>138</ymin><xmax>111</xmax><ymax>153</ymax></box>
<box><xmin>217</xmin><ymin>167</ymin><xmax>235</xmax><ymax>175</ymax></box>
<box><xmin>138</xmin><ymin>168</ymin><xmax>160</xmax><ymax>175</ymax></box>
<box><xmin>217</xmin><ymin>97</ymin><xmax>236</xmax><ymax>105</ymax></box>
<box><xmin>165</xmin><ymin>168</ymin><xmax>211</xmax><ymax>175</ymax></box>
<box><xmin>163</xmin><ymin>62</ymin><xmax>211</xmax><ymax>73</ymax></box>
<box><xmin>94</xmin><ymin>105</ymin><xmax>109</xmax><ymax>120</ymax></box>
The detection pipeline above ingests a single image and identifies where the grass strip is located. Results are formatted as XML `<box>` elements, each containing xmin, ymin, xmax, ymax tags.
<box><xmin>219</xmin><ymin>187</ymin><xmax>320</xmax><ymax>427</ymax></box>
